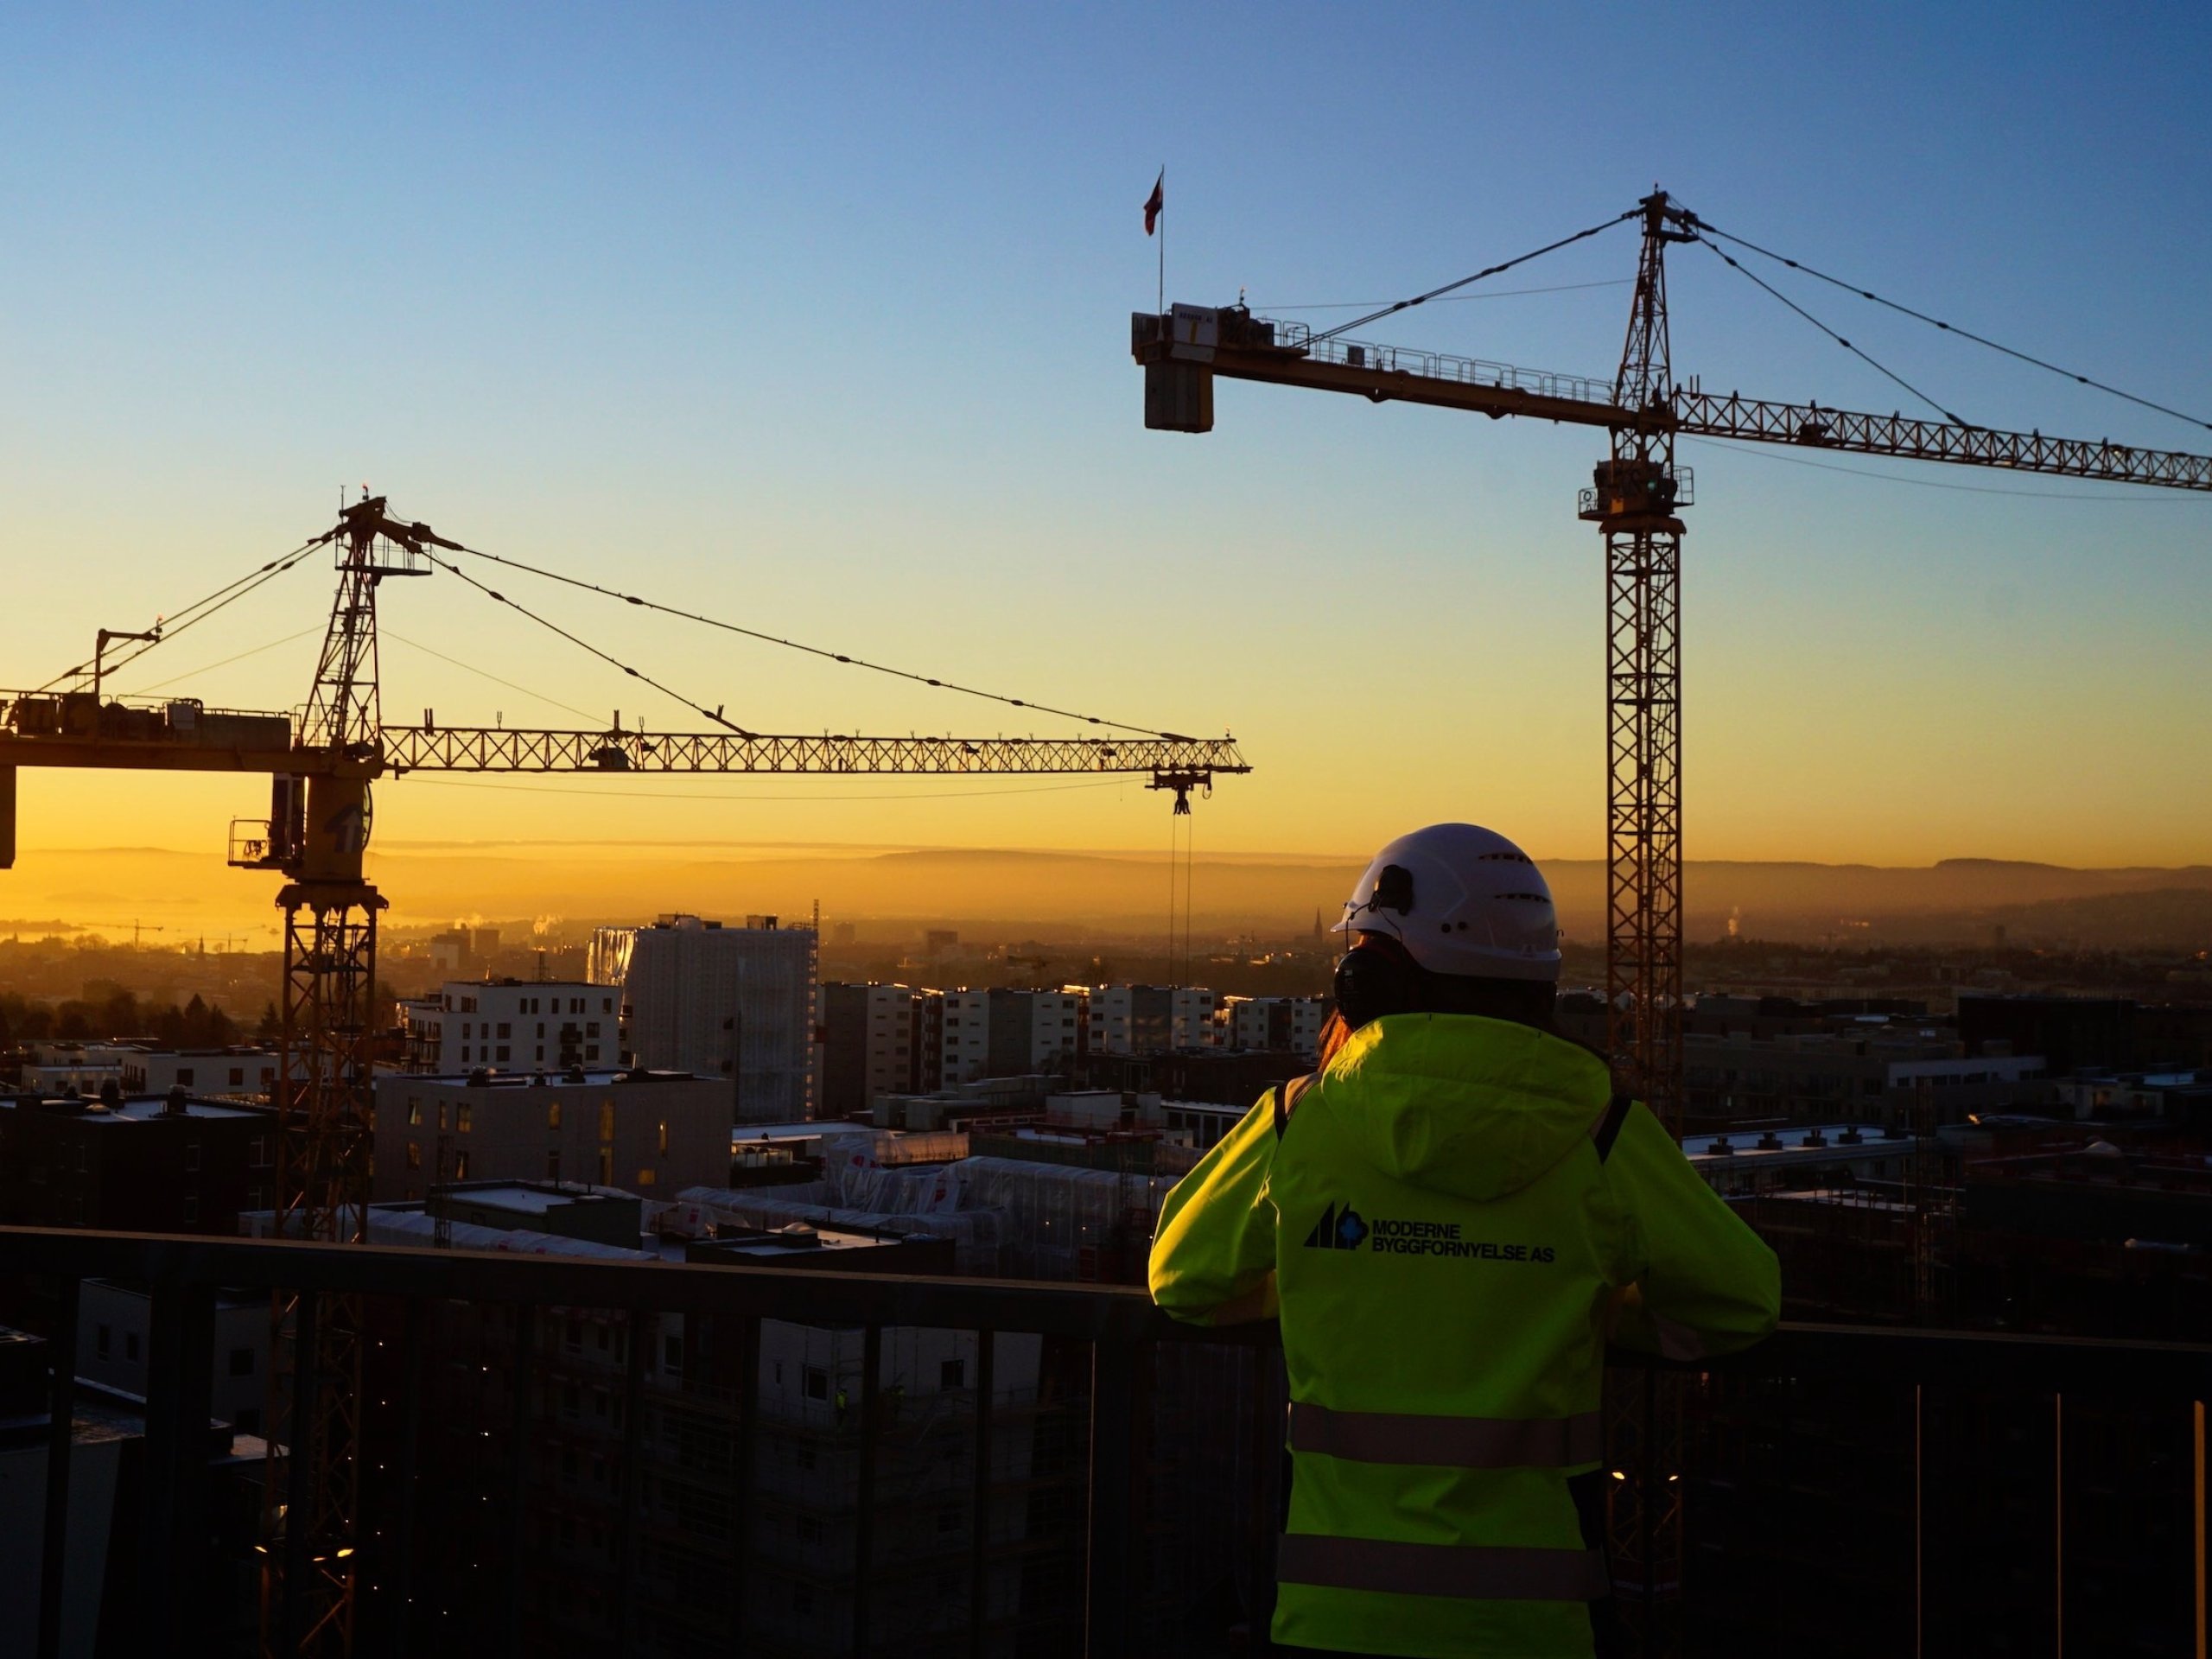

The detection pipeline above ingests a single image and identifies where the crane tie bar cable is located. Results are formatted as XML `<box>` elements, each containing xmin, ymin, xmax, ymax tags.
<box><xmin>420</xmin><ymin>550</ymin><xmax>760</xmax><ymax>738</ymax></box>
<box><xmin>1691</xmin><ymin>234</ymin><xmax>1971</xmax><ymax>427</ymax></box>
<box><xmin>32</xmin><ymin>533</ymin><xmax>330</xmax><ymax>694</ymax></box>
<box><xmin>1695</xmin><ymin>220</ymin><xmax>2212</xmax><ymax>437</ymax></box>
<box><xmin>1305</xmin><ymin>209</ymin><xmax>1642</xmax><ymax>347</ymax></box>
<box><xmin>441</xmin><ymin>542</ymin><xmax>1203</xmax><ymax>742</ymax></box>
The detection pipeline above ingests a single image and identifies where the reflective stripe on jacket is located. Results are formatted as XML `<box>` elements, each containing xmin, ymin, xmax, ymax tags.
<box><xmin>1149</xmin><ymin>1013</ymin><xmax>1780</xmax><ymax>1659</ymax></box>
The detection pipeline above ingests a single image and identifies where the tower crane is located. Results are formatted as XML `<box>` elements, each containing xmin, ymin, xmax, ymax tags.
<box><xmin>1135</xmin><ymin>188</ymin><xmax>2211</xmax><ymax>1653</ymax></box>
<box><xmin>1135</xmin><ymin>188</ymin><xmax>2212</xmax><ymax>1131</ymax></box>
<box><xmin>0</xmin><ymin>493</ymin><xmax>1248</xmax><ymax>1656</ymax></box>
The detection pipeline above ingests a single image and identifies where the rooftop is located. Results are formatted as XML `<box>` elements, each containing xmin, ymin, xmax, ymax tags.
<box><xmin>0</xmin><ymin>1092</ymin><xmax>263</xmax><ymax>1123</ymax></box>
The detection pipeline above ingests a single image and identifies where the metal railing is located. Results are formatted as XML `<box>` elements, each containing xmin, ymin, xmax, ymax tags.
<box><xmin>3</xmin><ymin>1226</ymin><xmax>2207</xmax><ymax>1658</ymax></box>
<box><xmin>1258</xmin><ymin>318</ymin><xmax>1620</xmax><ymax>407</ymax></box>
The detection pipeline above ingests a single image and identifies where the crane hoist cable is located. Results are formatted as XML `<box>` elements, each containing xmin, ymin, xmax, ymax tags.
<box><xmin>419</xmin><ymin>550</ymin><xmax>757</xmax><ymax>736</ymax></box>
<box><xmin>1691</xmin><ymin>233</ymin><xmax>1971</xmax><ymax>427</ymax></box>
<box><xmin>1694</xmin><ymin>219</ymin><xmax>2212</xmax><ymax>436</ymax></box>
<box><xmin>1304</xmin><ymin>208</ymin><xmax>1642</xmax><ymax>347</ymax></box>
<box><xmin>34</xmin><ymin>534</ymin><xmax>328</xmax><ymax>693</ymax></box>
<box><xmin>439</xmin><ymin>541</ymin><xmax>1210</xmax><ymax>743</ymax></box>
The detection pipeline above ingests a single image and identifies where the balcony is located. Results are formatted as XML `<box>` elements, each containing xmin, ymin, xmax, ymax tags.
<box><xmin>2</xmin><ymin>1226</ymin><xmax>2207</xmax><ymax>1658</ymax></box>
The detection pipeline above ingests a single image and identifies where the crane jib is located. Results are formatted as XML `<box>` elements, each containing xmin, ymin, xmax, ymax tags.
<box><xmin>1135</xmin><ymin>306</ymin><xmax>2212</xmax><ymax>492</ymax></box>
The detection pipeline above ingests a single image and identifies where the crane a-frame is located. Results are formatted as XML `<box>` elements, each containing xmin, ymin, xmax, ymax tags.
<box><xmin>0</xmin><ymin>493</ymin><xmax>1247</xmax><ymax>1656</ymax></box>
<box><xmin>1136</xmin><ymin>188</ymin><xmax>2212</xmax><ymax>1131</ymax></box>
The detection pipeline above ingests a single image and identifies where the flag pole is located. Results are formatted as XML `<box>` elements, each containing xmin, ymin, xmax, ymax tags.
<box><xmin>1157</xmin><ymin>165</ymin><xmax>1166</xmax><ymax>317</ymax></box>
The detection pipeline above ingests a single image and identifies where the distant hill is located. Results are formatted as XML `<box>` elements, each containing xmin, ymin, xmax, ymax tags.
<box><xmin>7</xmin><ymin>844</ymin><xmax>2209</xmax><ymax>949</ymax></box>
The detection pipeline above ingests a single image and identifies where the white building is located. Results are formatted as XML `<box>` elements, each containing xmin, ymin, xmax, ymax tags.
<box><xmin>117</xmin><ymin>1047</ymin><xmax>280</xmax><ymax>1097</ymax></box>
<box><xmin>397</xmin><ymin>980</ymin><xmax>618</xmax><ymax>1074</ymax></box>
<box><xmin>590</xmin><ymin>915</ymin><xmax>817</xmax><ymax>1122</ymax></box>
<box><xmin>1220</xmin><ymin>995</ymin><xmax>1328</xmax><ymax>1058</ymax></box>
<box><xmin>76</xmin><ymin>1280</ymin><xmax>270</xmax><ymax>1435</ymax></box>
<box><xmin>938</xmin><ymin>990</ymin><xmax>992</xmax><ymax>1087</ymax></box>
<box><xmin>1084</xmin><ymin>984</ymin><xmax>1220</xmax><ymax>1054</ymax></box>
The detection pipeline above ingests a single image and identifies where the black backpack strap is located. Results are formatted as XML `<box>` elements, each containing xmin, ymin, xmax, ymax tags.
<box><xmin>1592</xmin><ymin>1091</ymin><xmax>1634</xmax><ymax>1163</ymax></box>
<box><xmin>1272</xmin><ymin>1073</ymin><xmax>1317</xmax><ymax>1141</ymax></box>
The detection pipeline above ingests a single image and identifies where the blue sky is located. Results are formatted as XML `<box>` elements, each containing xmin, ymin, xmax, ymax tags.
<box><xmin>3</xmin><ymin>3</ymin><xmax>2208</xmax><ymax>878</ymax></box>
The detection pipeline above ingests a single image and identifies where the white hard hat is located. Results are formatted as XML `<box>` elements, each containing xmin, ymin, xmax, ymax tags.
<box><xmin>1332</xmin><ymin>823</ymin><xmax>1561</xmax><ymax>982</ymax></box>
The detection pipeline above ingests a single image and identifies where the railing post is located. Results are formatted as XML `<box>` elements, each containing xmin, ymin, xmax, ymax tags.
<box><xmin>729</xmin><ymin>1313</ymin><xmax>760</xmax><ymax>1651</ymax></box>
<box><xmin>506</xmin><ymin>1305</ymin><xmax>537</xmax><ymax>1659</ymax></box>
<box><xmin>278</xmin><ymin>1287</ymin><xmax>320</xmax><ymax>1656</ymax></box>
<box><xmin>36</xmin><ymin>1275</ymin><xmax>80</xmax><ymax>1659</ymax></box>
<box><xmin>385</xmin><ymin>1295</ymin><xmax>426</xmax><ymax>1659</ymax></box>
<box><xmin>853</xmin><ymin>1323</ymin><xmax>882</xmax><ymax>1658</ymax></box>
<box><xmin>614</xmin><ymin>1307</ymin><xmax>647</xmax><ymax>1657</ymax></box>
<box><xmin>969</xmin><ymin>1329</ymin><xmax>995</xmax><ymax>1659</ymax></box>
<box><xmin>1086</xmin><ymin>1336</ymin><xmax>1141</xmax><ymax>1658</ymax></box>
<box><xmin>140</xmin><ymin>1273</ymin><xmax>215</xmax><ymax>1647</ymax></box>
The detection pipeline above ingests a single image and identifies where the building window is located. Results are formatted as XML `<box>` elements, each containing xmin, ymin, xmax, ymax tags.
<box><xmin>941</xmin><ymin>1358</ymin><xmax>964</xmax><ymax>1389</ymax></box>
<box><xmin>229</xmin><ymin>1346</ymin><xmax>255</xmax><ymax>1377</ymax></box>
<box><xmin>602</xmin><ymin>998</ymin><xmax>613</xmax><ymax>1014</ymax></box>
<box><xmin>658</xmin><ymin>1122</ymin><xmax>668</xmax><ymax>1155</ymax></box>
<box><xmin>435</xmin><ymin>1103</ymin><xmax>447</xmax><ymax>1132</ymax></box>
<box><xmin>406</xmin><ymin>1143</ymin><xmax>423</xmax><ymax>1171</ymax></box>
<box><xmin>248</xmin><ymin>1185</ymin><xmax>266</xmax><ymax>1210</ymax></box>
<box><xmin>635</xmin><ymin>1169</ymin><xmax>655</xmax><ymax>1186</ymax></box>
<box><xmin>496</xmin><ymin>1023</ymin><xmax>511</xmax><ymax>1039</ymax></box>
<box><xmin>454</xmin><ymin>1152</ymin><xmax>470</xmax><ymax>1179</ymax></box>
<box><xmin>803</xmin><ymin>1367</ymin><xmax>829</xmax><ymax>1402</ymax></box>
<box><xmin>96</xmin><ymin>1324</ymin><xmax>110</xmax><ymax>1358</ymax></box>
<box><xmin>495</xmin><ymin>1046</ymin><xmax>510</xmax><ymax>1063</ymax></box>
<box><xmin>176</xmin><ymin>1067</ymin><xmax>194</xmax><ymax>1085</ymax></box>
<box><xmin>599</xmin><ymin>1103</ymin><xmax>614</xmax><ymax>1143</ymax></box>
<box><xmin>547</xmin><ymin>1150</ymin><xmax>562</xmax><ymax>1181</ymax></box>
<box><xmin>181</xmin><ymin>1196</ymin><xmax>199</xmax><ymax>1224</ymax></box>
<box><xmin>456</xmin><ymin>1103</ymin><xmax>471</xmax><ymax>1133</ymax></box>
<box><xmin>228</xmin><ymin>1067</ymin><xmax>245</xmax><ymax>1087</ymax></box>
<box><xmin>408</xmin><ymin>1100</ymin><xmax>423</xmax><ymax>1128</ymax></box>
<box><xmin>548</xmin><ymin>1101</ymin><xmax>562</xmax><ymax>1130</ymax></box>
<box><xmin>248</xmin><ymin>1135</ymin><xmax>271</xmax><ymax>1168</ymax></box>
<box><xmin>585</xmin><ymin>1046</ymin><xmax>599</xmax><ymax>1061</ymax></box>
<box><xmin>663</xmin><ymin>1334</ymin><xmax>682</xmax><ymax>1372</ymax></box>
<box><xmin>585</xmin><ymin>1021</ymin><xmax>601</xmax><ymax>1039</ymax></box>
<box><xmin>184</xmin><ymin>1143</ymin><xmax>201</xmax><ymax>1172</ymax></box>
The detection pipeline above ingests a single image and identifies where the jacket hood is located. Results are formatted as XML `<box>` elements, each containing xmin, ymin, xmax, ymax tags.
<box><xmin>1321</xmin><ymin>1014</ymin><xmax>1613</xmax><ymax>1202</ymax></box>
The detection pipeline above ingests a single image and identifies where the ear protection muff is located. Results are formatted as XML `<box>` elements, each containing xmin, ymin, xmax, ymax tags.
<box><xmin>1332</xmin><ymin>935</ymin><xmax>1424</xmax><ymax>1032</ymax></box>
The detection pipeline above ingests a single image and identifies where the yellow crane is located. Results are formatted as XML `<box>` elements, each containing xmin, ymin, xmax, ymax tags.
<box><xmin>0</xmin><ymin>493</ymin><xmax>1247</xmax><ymax>1656</ymax></box>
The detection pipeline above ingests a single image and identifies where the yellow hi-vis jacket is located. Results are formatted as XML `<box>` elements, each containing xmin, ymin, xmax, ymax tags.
<box><xmin>1149</xmin><ymin>1014</ymin><xmax>1780</xmax><ymax>1659</ymax></box>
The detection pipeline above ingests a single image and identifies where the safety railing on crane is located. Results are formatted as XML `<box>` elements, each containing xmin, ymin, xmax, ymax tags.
<box><xmin>1259</xmin><ymin>317</ymin><xmax>1620</xmax><ymax>407</ymax></box>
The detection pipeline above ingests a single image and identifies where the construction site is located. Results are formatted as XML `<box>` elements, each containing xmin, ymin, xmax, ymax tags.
<box><xmin>4</xmin><ymin>18</ymin><xmax>2212</xmax><ymax>1651</ymax></box>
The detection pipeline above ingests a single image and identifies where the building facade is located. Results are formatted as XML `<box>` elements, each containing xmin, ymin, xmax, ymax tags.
<box><xmin>591</xmin><ymin>916</ymin><xmax>817</xmax><ymax>1122</ymax></box>
<box><xmin>397</xmin><ymin>981</ymin><xmax>620</xmax><ymax>1074</ymax></box>
<box><xmin>368</xmin><ymin>1069</ymin><xmax>729</xmax><ymax>1203</ymax></box>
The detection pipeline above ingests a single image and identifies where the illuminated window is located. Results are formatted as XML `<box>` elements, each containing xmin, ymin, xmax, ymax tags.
<box><xmin>599</xmin><ymin>1103</ymin><xmax>614</xmax><ymax>1143</ymax></box>
<box><xmin>405</xmin><ymin>1143</ymin><xmax>422</xmax><ymax>1170</ymax></box>
<box><xmin>658</xmin><ymin>1122</ymin><xmax>668</xmax><ymax>1155</ymax></box>
<box><xmin>548</xmin><ymin>1101</ymin><xmax>562</xmax><ymax>1130</ymax></box>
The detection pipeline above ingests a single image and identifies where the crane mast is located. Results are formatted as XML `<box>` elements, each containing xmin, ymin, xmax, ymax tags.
<box><xmin>1590</xmin><ymin>193</ymin><xmax>1697</xmax><ymax>1125</ymax></box>
<box><xmin>0</xmin><ymin>505</ymin><xmax>1249</xmax><ymax>1657</ymax></box>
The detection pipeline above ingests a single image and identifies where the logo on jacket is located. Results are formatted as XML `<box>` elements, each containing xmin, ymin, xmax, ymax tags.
<box><xmin>1303</xmin><ymin>1202</ymin><xmax>1369</xmax><ymax>1251</ymax></box>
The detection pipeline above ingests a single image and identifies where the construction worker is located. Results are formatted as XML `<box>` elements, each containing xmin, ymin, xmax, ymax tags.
<box><xmin>1150</xmin><ymin>823</ymin><xmax>1778</xmax><ymax>1659</ymax></box>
